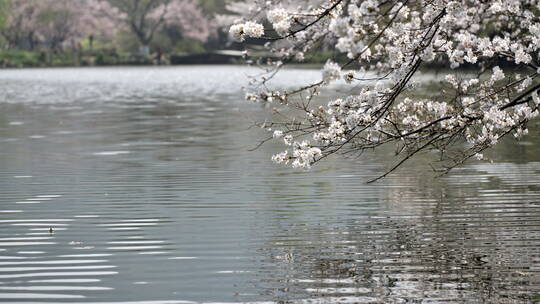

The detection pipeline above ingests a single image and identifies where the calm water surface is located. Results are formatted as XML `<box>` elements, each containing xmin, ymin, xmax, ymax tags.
<box><xmin>0</xmin><ymin>66</ymin><xmax>539</xmax><ymax>303</ymax></box>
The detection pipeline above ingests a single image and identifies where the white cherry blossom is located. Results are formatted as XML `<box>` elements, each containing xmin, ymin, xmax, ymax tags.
<box><xmin>229</xmin><ymin>0</ymin><xmax>540</xmax><ymax>181</ymax></box>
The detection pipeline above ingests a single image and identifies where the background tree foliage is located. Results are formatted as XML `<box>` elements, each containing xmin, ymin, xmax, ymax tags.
<box><xmin>0</xmin><ymin>0</ymin><xmax>224</xmax><ymax>60</ymax></box>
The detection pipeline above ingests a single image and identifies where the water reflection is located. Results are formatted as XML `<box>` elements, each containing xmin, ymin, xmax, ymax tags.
<box><xmin>0</xmin><ymin>66</ymin><xmax>539</xmax><ymax>303</ymax></box>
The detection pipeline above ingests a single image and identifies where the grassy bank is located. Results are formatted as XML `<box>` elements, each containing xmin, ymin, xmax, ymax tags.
<box><xmin>0</xmin><ymin>48</ymin><xmax>345</xmax><ymax>68</ymax></box>
<box><xmin>0</xmin><ymin>49</ymin><xmax>163</xmax><ymax>68</ymax></box>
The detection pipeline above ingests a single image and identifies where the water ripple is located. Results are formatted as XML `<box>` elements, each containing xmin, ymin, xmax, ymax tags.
<box><xmin>0</xmin><ymin>66</ymin><xmax>539</xmax><ymax>303</ymax></box>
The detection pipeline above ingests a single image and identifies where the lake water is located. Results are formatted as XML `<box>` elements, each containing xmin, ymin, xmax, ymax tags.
<box><xmin>0</xmin><ymin>66</ymin><xmax>539</xmax><ymax>304</ymax></box>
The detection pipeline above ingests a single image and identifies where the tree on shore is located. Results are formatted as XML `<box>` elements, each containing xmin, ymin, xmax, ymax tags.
<box><xmin>230</xmin><ymin>0</ymin><xmax>540</xmax><ymax>182</ymax></box>
<box><xmin>104</xmin><ymin>0</ymin><xmax>212</xmax><ymax>56</ymax></box>
<box><xmin>0</xmin><ymin>0</ymin><xmax>9</xmax><ymax>37</ymax></box>
<box><xmin>32</xmin><ymin>0</ymin><xmax>87</xmax><ymax>51</ymax></box>
<box><xmin>0</xmin><ymin>0</ymin><xmax>120</xmax><ymax>51</ymax></box>
<box><xmin>0</xmin><ymin>0</ymin><xmax>41</xmax><ymax>50</ymax></box>
<box><xmin>104</xmin><ymin>0</ymin><xmax>169</xmax><ymax>56</ymax></box>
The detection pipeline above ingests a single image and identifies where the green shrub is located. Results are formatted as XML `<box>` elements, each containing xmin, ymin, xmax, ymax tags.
<box><xmin>0</xmin><ymin>50</ymin><xmax>41</xmax><ymax>67</ymax></box>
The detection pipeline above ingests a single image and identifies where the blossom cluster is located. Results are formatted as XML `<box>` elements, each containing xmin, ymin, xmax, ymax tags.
<box><xmin>271</xmin><ymin>140</ymin><xmax>322</xmax><ymax>169</ymax></box>
<box><xmin>322</xmin><ymin>60</ymin><xmax>341</xmax><ymax>84</ymax></box>
<box><xmin>229</xmin><ymin>21</ymin><xmax>264</xmax><ymax>42</ymax></box>
<box><xmin>267</xmin><ymin>7</ymin><xmax>291</xmax><ymax>36</ymax></box>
